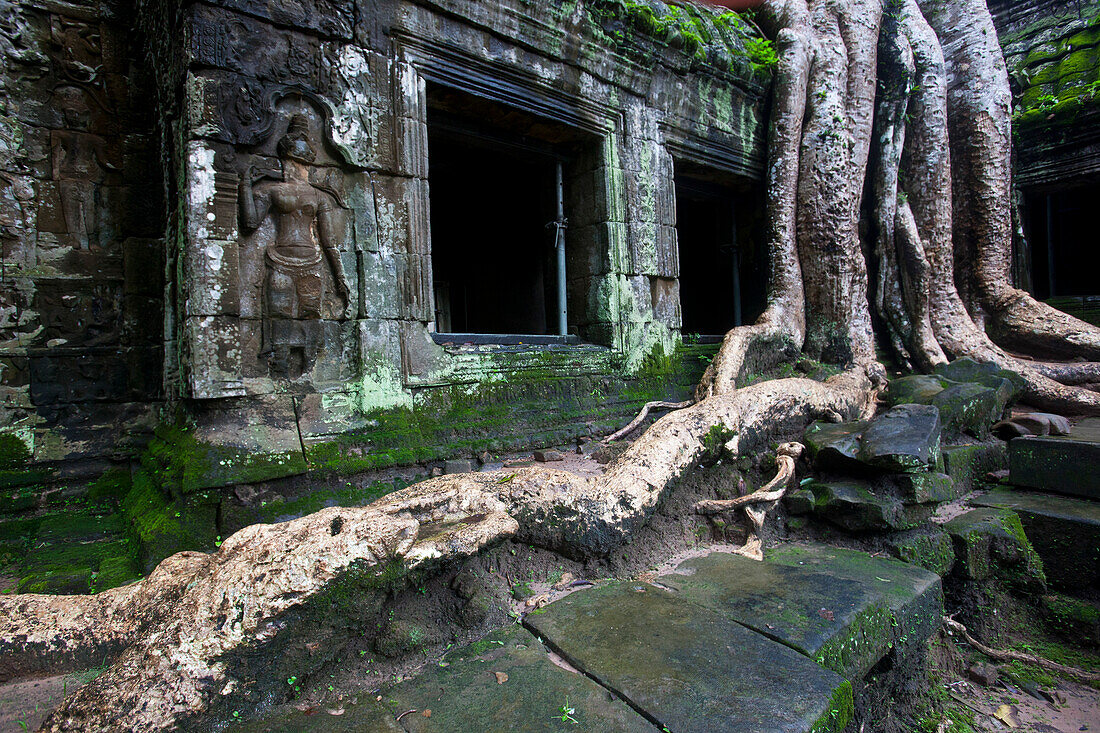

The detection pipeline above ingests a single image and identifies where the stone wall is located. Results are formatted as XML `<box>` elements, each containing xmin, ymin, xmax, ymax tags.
<box><xmin>0</xmin><ymin>0</ymin><xmax>164</xmax><ymax>470</ymax></box>
<box><xmin>992</xmin><ymin>0</ymin><xmax>1100</xmax><ymax>187</ymax></box>
<box><xmin>0</xmin><ymin>0</ymin><xmax>773</xmax><ymax>592</ymax></box>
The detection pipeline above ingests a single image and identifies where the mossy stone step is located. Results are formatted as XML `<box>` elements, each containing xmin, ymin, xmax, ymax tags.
<box><xmin>383</xmin><ymin>625</ymin><xmax>649</xmax><ymax>732</ymax></box>
<box><xmin>974</xmin><ymin>489</ymin><xmax>1100</xmax><ymax>592</ymax></box>
<box><xmin>1009</xmin><ymin>418</ymin><xmax>1100</xmax><ymax>500</ymax></box>
<box><xmin>656</xmin><ymin>547</ymin><xmax>942</xmax><ymax>679</ymax></box>
<box><xmin>524</xmin><ymin>580</ymin><xmax>853</xmax><ymax>733</ymax></box>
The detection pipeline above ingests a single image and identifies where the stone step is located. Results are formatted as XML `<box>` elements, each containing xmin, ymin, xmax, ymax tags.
<box><xmin>1009</xmin><ymin>417</ymin><xmax>1100</xmax><ymax>500</ymax></box>
<box><xmin>242</xmin><ymin>625</ymin><xmax>650</xmax><ymax>732</ymax></box>
<box><xmin>656</xmin><ymin>546</ymin><xmax>942</xmax><ymax>679</ymax></box>
<box><xmin>525</xmin><ymin>580</ymin><xmax>854</xmax><ymax>733</ymax></box>
<box><xmin>973</xmin><ymin>489</ymin><xmax>1100</xmax><ymax>593</ymax></box>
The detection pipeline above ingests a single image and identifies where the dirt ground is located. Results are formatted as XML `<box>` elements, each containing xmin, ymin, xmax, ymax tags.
<box><xmin>931</xmin><ymin>673</ymin><xmax>1099</xmax><ymax>732</ymax></box>
<box><xmin>0</xmin><ymin>672</ymin><xmax>93</xmax><ymax>733</ymax></box>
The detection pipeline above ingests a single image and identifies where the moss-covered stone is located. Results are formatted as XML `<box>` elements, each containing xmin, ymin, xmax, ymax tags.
<box><xmin>974</xmin><ymin>489</ymin><xmax>1100</xmax><ymax>592</ymax></box>
<box><xmin>886</xmin><ymin>528</ymin><xmax>956</xmax><ymax>576</ymax></box>
<box><xmin>942</xmin><ymin>443</ymin><xmax>1007</xmax><ymax>493</ymax></box>
<box><xmin>808</xmin><ymin>480</ymin><xmax>904</xmax><ymax>532</ymax></box>
<box><xmin>931</xmin><ymin>381</ymin><xmax>1014</xmax><ymax>439</ymax></box>
<box><xmin>803</xmin><ymin>420</ymin><xmax>869</xmax><ymax>470</ymax></box>
<box><xmin>944</xmin><ymin>508</ymin><xmax>1046</xmax><ymax>591</ymax></box>
<box><xmin>0</xmin><ymin>434</ymin><xmax>31</xmax><ymax>470</ymax></box>
<box><xmin>884</xmin><ymin>374</ymin><xmax>951</xmax><ymax>407</ymax></box>
<box><xmin>1042</xmin><ymin>593</ymin><xmax>1100</xmax><ymax>647</ymax></box>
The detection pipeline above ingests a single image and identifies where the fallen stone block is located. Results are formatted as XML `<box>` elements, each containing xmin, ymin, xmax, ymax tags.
<box><xmin>884</xmin><ymin>374</ymin><xmax>951</xmax><ymax>407</ymax></box>
<box><xmin>944</xmin><ymin>508</ymin><xmax>1045</xmax><ymax>591</ymax></box>
<box><xmin>808</xmin><ymin>480</ymin><xmax>903</xmax><ymax>532</ymax></box>
<box><xmin>973</xmin><ymin>489</ymin><xmax>1100</xmax><ymax>593</ymax></box>
<box><xmin>804</xmin><ymin>420</ymin><xmax>869</xmax><ymax>470</ymax></box>
<box><xmin>1009</xmin><ymin>435</ymin><xmax>1100</xmax><ymax>501</ymax></box>
<box><xmin>884</xmin><ymin>527</ymin><xmax>956</xmax><ymax>576</ymax></box>
<box><xmin>932</xmin><ymin>380</ymin><xmax>1013</xmax><ymax>439</ymax></box>
<box><xmin>858</xmin><ymin>404</ymin><xmax>941</xmax><ymax>473</ymax></box>
<box><xmin>942</xmin><ymin>443</ymin><xmax>1007</xmax><ymax>494</ymax></box>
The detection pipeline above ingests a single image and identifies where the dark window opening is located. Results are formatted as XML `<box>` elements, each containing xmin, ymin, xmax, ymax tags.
<box><xmin>428</xmin><ymin>86</ymin><xmax>589</xmax><ymax>338</ymax></box>
<box><xmin>674</xmin><ymin>166</ymin><xmax>766</xmax><ymax>336</ymax></box>
<box><xmin>1025</xmin><ymin>183</ymin><xmax>1100</xmax><ymax>300</ymax></box>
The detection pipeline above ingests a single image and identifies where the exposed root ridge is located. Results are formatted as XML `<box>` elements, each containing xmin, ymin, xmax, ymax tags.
<box><xmin>603</xmin><ymin>400</ymin><xmax>693</xmax><ymax>444</ymax></box>
<box><xmin>694</xmin><ymin>441</ymin><xmax>805</xmax><ymax>561</ymax></box>
<box><xmin>943</xmin><ymin>617</ymin><xmax>1100</xmax><ymax>684</ymax></box>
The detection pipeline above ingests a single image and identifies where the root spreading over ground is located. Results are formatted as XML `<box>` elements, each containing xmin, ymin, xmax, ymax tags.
<box><xmin>3</xmin><ymin>0</ymin><xmax>1099</xmax><ymax>729</ymax></box>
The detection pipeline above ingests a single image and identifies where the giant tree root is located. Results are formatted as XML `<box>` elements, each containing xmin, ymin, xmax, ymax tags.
<box><xmin>1</xmin><ymin>370</ymin><xmax>875</xmax><ymax>732</ymax></box>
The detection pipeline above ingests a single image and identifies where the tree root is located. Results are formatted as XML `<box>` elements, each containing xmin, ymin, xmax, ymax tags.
<box><xmin>694</xmin><ymin>442</ymin><xmax>804</xmax><ymax>560</ymax></box>
<box><xmin>942</xmin><ymin>617</ymin><xmax>1100</xmax><ymax>684</ymax></box>
<box><xmin>4</xmin><ymin>372</ymin><xmax>875</xmax><ymax>732</ymax></box>
<box><xmin>603</xmin><ymin>400</ymin><xmax>693</xmax><ymax>444</ymax></box>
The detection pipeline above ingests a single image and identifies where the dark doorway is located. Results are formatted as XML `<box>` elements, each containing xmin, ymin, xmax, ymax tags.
<box><xmin>675</xmin><ymin>170</ymin><xmax>765</xmax><ymax>336</ymax></box>
<box><xmin>1025</xmin><ymin>183</ymin><xmax>1100</xmax><ymax>299</ymax></box>
<box><xmin>428</xmin><ymin>88</ymin><xmax>572</xmax><ymax>336</ymax></box>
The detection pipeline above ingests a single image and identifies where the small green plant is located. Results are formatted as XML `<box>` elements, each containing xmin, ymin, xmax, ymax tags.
<box><xmin>552</xmin><ymin>700</ymin><xmax>579</xmax><ymax>724</ymax></box>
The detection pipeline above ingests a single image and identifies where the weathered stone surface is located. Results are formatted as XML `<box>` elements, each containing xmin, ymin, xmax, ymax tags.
<box><xmin>767</xmin><ymin>545</ymin><xmax>944</xmax><ymax>666</ymax></box>
<box><xmin>533</xmin><ymin>449</ymin><xmax>564</xmax><ymax>463</ymax></box>
<box><xmin>444</xmin><ymin>459</ymin><xmax>477</xmax><ymax>475</ymax></box>
<box><xmin>657</xmin><ymin>549</ymin><xmax>941</xmax><ymax>679</ymax></box>
<box><xmin>933</xmin><ymin>358</ymin><xmax>1025</xmax><ymax>401</ymax></box>
<box><xmin>931</xmin><ymin>381</ymin><xmax>1012</xmax><ymax>438</ymax></box>
<box><xmin>525</xmin><ymin>581</ymin><xmax>853</xmax><ymax>733</ymax></box>
<box><xmin>808</xmin><ymin>480</ymin><xmax>903</xmax><ymax>531</ymax></box>
<box><xmin>885</xmin><ymin>528</ymin><xmax>956</xmax><ymax>576</ymax></box>
<box><xmin>973</xmin><ymin>489</ymin><xmax>1100</xmax><ymax>592</ymax></box>
<box><xmin>858</xmin><ymin>404</ymin><xmax>941</xmax><ymax>473</ymax></box>
<box><xmin>384</xmin><ymin>625</ymin><xmax>649</xmax><ymax>732</ymax></box>
<box><xmin>944</xmin><ymin>508</ymin><xmax>1046</xmax><ymax>589</ymax></box>
<box><xmin>238</xmin><ymin>698</ymin><xmax>402</xmax><ymax>732</ymax></box>
<box><xmin>804</xmin><ymin>420</ymin><xmax>869</xmax><ymax>470</ymax></box>
<box><xmin>893</xmin><ymin>472</ymin><xmax>957</xmax><ymax>505</ymax></box>
<box><xmin>942</xmin><ymin>443</ymin><xmax>1007</xmax><ymax>493</ymax></box>
<box><xmin>884</xmin><ymin>374</ymin><xmax>951</xmax><ymax>407</ymax></box>
<box><xmin>1010</xmin><ymin>435</ymin><xmax>1100</xmax><ymax>500</ymax></box>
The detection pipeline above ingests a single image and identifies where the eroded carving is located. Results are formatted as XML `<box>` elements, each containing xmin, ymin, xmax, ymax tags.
<box><xmin>238</xmin><ymin>114</ymin><xmax>352</xmax><ymax>380</ymax></box>
<box><xmin>50</xmin><ymin>85</ymin><xmax>116</xmax><ymax>251</ymax></box>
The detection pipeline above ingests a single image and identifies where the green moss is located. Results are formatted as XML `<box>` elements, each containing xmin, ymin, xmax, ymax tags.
<box><xmin>815</xmin><ymin>603</ymin><xmax>897</xmax><ymax>677</ymax></box>
<box><xmin>0</xmin><ymin>434</ymin><xmax>31</xmax><ymax>470</ymax></box>
<box><xmin>144</xmin><ymin>424</ymin><xmax>308</xmax><ymax>496</ymax></box>
<box><xmin>587</xmin><ymin>0</ymin><xmax>775</xmax><ymax>75</ymax></box>
<box><xmin>87</xmin><ymin>468</ymin><xmax>132</xmax><ymax>501</ymax></box>
<box><xmin>809</xmin><ymin>680</ymin><xmax>854</xmax><ymax>733</ymax></box>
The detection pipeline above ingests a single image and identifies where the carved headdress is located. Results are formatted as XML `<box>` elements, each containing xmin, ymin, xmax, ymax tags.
<box><xmin>277</xmin><ymin>114</ymin><xmax>317</xmax><ymax>164</ymax></box>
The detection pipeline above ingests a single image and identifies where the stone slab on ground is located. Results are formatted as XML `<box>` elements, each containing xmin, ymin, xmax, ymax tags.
<box><xmin>525</xmin><ymin>580</ymin><xmax>853</xmax><ymax>733</ymax></box>
<box><xmin>384</xmin><ymin>624</ymin><xmax>650</xmax><ymax>732</ymax></box>
<box><xmin>1009</xmin><ymin>432</ymin><xmax>1100</xmax><ymax>501</ymax></box>
<box><xmin>766</xmin><ymin>545</ymin><xmax>944</xmax><ymax>664</ymax></box>
<box><xmin>973</xmin><ymin>489</ymin><xmax>1100</xmax><ymax>592</ymax></box>
<box><xmin>656</xmin><ymin>549</ymin><xmax>940</xmax><ymax>679</ymax></box>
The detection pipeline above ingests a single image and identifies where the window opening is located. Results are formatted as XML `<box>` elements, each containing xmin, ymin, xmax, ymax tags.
<box><xmin>674</xmin><ymin>168</ymin><xmax>765</xmax><ymax>336</ymax></box>
<box><xmin>1025</xmin><ymin>183</ymin><xmax>1100</xmax><ymax>299</ymax></box>
<box><xmin>428</xmin><ymin>87</ymin><xmax>584</xmax><ymax>340</ymax></box>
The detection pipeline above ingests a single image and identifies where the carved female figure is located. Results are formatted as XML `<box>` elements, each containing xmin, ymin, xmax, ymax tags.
<box><xmin>238</xmin><ymin>114</ymin><xmax>353</xmax><ymax>377</ymax></box>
